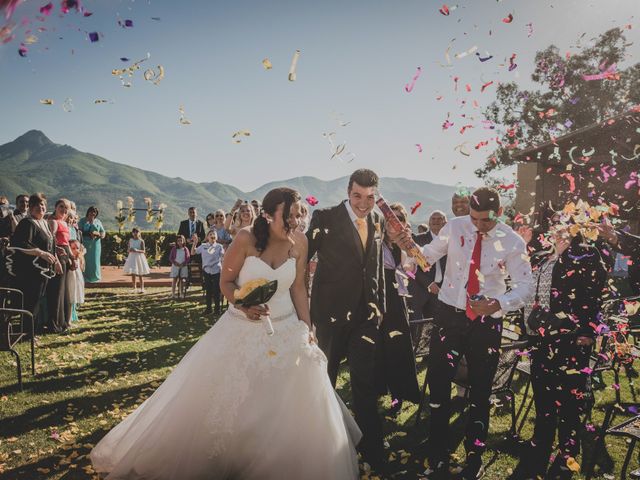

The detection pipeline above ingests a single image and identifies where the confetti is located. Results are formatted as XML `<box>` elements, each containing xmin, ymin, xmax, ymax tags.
<box><xmin>261</xmin><ymin>58</ymin><xmax>272</xmax><ymax>70</ymax></box>
<box><xmin>389</xmin><ymin>331</ymin><xmax>403</xmax><ymax>338</ymax></box>
<box><xmin>582</xmin><ymin>62</ymin><xmax>618</xmax><ymax>81</ymax></box>
<box><xmin>508</xmin><ymin>53</ymin><xmax>517</xmax><ymax>71</ymax></box>
<box><xmin>0</xmin><ymin>0</ymin><xmax>22</xmax><ymax>20</ymax></box>
<box><xmin>88</xmin><ymin>31</ymin><xmax>99</xmax><ymax>43</ymax></box>
<box><xmin>415</xmin><ymin>143</ymin><xmax>423</xmax><ymax>153</ymax></box>
<box><xmin>305</xmin><ymin>195</ymin><xmax>318</xmax><ymax>206</ymax></box>
<box><xmin>439</xmin><ymin>4</ymin><xmax>457</xmax><ymax>15</ymax></box>
<box><xmin>288</xmin><ymin>49</ymin><xmax>300</xmax><ymax>82</ymax></box>
<box><xmin>361</xmin><ymin>335</ymin><xmax>376</xmax><ymax>344</ymax></box>
<box><xmin>178</xmin><ymin>105</ymin><xmax>191</xmax><ymax>125</ymax></box>
<box><xmin>143</xmin><ymin>65</ymin><xmax>165</xmax><ymax>85</ymax></box>
<box><xmin>476</xmin><ymin>52</ymin><xmax>493</xmax><ymax>62</ymax></box>
<box><xmin>410</xmin><ymin>202</ymin><xmax>422</xmax><ymax>215</ymax></box>
<box><xmin>454</xmin><ymin>45</ymin><xmax>478</xmax><ymax>59</ymax></box>
<box><xmin>526</xmin><ymin>22</ymin><xmax>534</xmax><ymax>37</ymax></box>
<box><xmin>39</xmin><ymin>98</ymin><xmax>54</xmax><ymax>105</ymax></box>
<box><xmin>404</xmin><ymin>66</ymin><xmax>422</xmax><ymax>93</ymax></box>
<box><xmin>232</xmin><ymin>130</ymin><xmax>251</xmax><ymax>142</ymax></box>
<box><xmin>502</xmin><ymin>13</ymin><xmax>513</xmax><ymax>23</ymax></box>
<box><xmin>17</xmin><ymin>42</ymin><xmax>26</xmax><ymax>56</ymax></box>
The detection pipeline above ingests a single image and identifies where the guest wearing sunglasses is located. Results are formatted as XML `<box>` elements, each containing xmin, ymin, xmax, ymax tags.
<box><xmin>10</xmin><ymin>193</ymin><xmax>61</xmax><ymax>333</ymax></box>
<box><xmin>211</xmin><ymin>209</ymin><xmax>232</xmax><ymax>248</ymax></box>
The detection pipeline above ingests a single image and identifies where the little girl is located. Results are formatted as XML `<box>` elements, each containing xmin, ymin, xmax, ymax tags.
<box><xmin>170</xmin><ymin>235</ymin><xmax>190</xmax><ymax>298</ymax></box>
<box><xmin>67</xmin><ymin>239</ymin><xmax>85</xmax><ymax>322</ymax></box>
<box><xmin>123</xmin><ymin>228</ymin><xmax>151</xmax><ymax>293</ymax></box>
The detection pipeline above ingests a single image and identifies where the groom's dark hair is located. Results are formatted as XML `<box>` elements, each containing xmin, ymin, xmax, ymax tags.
<box><xmin>348</xmin><ymin>169</ymin><xmax>379</xmax><ymax>191</ymax></box>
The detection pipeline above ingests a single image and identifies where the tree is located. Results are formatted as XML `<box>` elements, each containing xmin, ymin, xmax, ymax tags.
<box><xmin>476</xmin><ymin>28</ymin><xmax>640</xmax><ymax>178</ymax></box>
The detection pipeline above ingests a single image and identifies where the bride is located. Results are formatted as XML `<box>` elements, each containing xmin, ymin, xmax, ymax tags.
<box><xmin>91</xmin><ymin>187</ymin><xmax>362</xmax><ymax>479</ymax></box>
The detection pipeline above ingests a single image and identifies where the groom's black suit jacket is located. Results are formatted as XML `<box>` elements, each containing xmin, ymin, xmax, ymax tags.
<box><xmin>307</xmin><ymin>202</ymin><xmax>386</xmax><ymax>326</ymax></box>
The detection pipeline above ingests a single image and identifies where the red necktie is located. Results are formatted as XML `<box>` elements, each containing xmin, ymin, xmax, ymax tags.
<box><xmin>466</xmin><ymin>231</ymin><xmax>482</xmax><ymax>321</ymax></box>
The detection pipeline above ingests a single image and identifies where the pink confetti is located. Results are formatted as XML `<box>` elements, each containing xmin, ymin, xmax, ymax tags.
<box><xmin>305</xmin><ymin>195</ymin><xmax>318</xmax><ymax>206</ymax></box>
<box><xmin>39</xmin><ymin>2</ymin><xmax>53</xmax><ymax>15</ymax></box>
<box><xmin>508</xmin><ymin>53</ymin><xmax>517</xmax><ymax>71</ymax></box>
<box><xmin>526</xmin><ymin>23</ymin><xmax>534</xmax><ymax>37</ymax></box>
<box><xmin>502</xmin><ymin>13</ymin><xmax>513</xmax><ymax>23</ymax></box>
<box><xmin>439</xmin><ymin>4</ymin><xmax>450</xmax><ymax>15</ymax></box>
<box><xmin>582</xmin><ymin>62</ymin><xmax>618</xmax><ymax>81</ymax></box>
<box><xmin>404</xmin><ymin>66</ymin><xmax>422</xmax><ymax>93</ymax></box>
<box><xmin>415</xmin><ymin>143</ymin><xmax>423</xmax><ymax>153</ymax></box>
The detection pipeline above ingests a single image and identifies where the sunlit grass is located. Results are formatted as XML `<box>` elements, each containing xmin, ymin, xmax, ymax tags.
<box><xmin>0</xmin><ymin>287</ymin><xmax>635</xmax><ymax>479</ymax></box>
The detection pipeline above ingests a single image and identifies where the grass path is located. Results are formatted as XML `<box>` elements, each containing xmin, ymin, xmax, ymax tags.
<box><xmin>0</xmin><ymin>287</ymin><xmax>636</xmax><ymax>479</ymax></box>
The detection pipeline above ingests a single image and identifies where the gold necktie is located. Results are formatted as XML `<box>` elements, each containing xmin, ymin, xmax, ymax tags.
<box><xmin>356</xmin><ymin>218</ymin><xmax>368</xmax><ymax>248</ymax></box>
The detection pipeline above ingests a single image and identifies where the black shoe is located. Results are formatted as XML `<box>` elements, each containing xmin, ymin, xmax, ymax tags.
<box><xmin>459</xmin><ymin>457</ymin><xmax>485</xmax><ymax>480</ymax></box>
<box><xmin>424</xmin><ymin>460</ymin><xmax>450</xmax><ymax>480</ymax></box>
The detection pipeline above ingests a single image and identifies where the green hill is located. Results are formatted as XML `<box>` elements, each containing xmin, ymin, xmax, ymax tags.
<box><xmin>0</xmin><ymin>131</ymin><xmax>461</xmax><ymax>230</ymax></box>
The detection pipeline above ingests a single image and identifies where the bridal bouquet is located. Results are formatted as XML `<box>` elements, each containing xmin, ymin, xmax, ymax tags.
<box><xmin>234</xmin><ymin>278</ymin><xmax>278</xmax><ymax>335</ymax></box>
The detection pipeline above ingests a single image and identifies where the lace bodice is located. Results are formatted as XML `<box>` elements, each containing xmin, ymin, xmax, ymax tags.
<box><xmin>230</xmin><ymin>255</ymin><xmax>297</xmax><ymax>319</ymax></box>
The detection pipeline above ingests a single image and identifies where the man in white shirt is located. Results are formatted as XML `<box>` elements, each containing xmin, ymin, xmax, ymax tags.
<box><xmin>421</xmin><ymin>187</ymin><xmax>533</xmax><ymax>480</ymax></box>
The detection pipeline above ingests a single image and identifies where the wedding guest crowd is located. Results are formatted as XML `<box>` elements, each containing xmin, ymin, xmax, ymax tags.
<box><xmin>0</xmin><ymin>193</ymin><xmax>87</xmax><ymax>335</ymax></box>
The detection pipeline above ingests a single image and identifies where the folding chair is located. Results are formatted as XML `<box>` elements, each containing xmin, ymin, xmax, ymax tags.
<box><xmin>0</xmin><ymin>287</ymin><xmax>35</xmax><ymax>390</ymax></box>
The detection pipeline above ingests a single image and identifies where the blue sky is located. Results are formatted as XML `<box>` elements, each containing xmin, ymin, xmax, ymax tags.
<box><xmin>1</xmin><ymin>0</ymin><xmax>638</xmax><ymax>191</ymax></box>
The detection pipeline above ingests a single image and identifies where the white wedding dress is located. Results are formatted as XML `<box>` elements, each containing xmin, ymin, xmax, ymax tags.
<box><xmin>91</xmin><ymin>255</ymin><xmax>361</xmax><ymax>480</ymax></box>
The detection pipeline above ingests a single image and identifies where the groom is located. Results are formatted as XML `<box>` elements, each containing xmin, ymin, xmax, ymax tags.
<box><xmin>307</xmin><ymin>168</ymin><xmax>404</xmax><ymax>472</ymax></box>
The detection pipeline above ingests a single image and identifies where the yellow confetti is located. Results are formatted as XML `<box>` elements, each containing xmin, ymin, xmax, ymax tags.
<box><xmin>262</xmin><ymin>58</ymin><xmax>272</xmax><ymax>70</ymax></box>
<box><xmin>232</xmin><ymin>130</ymin><xmax>251</xmax><ymax>143</ymax></box>
<box><xmin>566</xmin><ymin>457</ymin><xmax>580</xmax><ymax>472</ymax></box>
<box><xmin>389</xmin><ymin>331</ymin><xmax>403</xmax><ymax>338</ymax></box>
<box><xmin>361</xmin><ymin>335</ymin><xmax>375</xmax><ymax>344</ymax></box>
<box><xmin>40</xmin><ymin>99</ymin><xmax>54</xmax><ymax>105</ymax></box>
<box><xmin>178</xmin><ymin>105</ymin><xmax>192</xmax><ymax>125</ymax></box>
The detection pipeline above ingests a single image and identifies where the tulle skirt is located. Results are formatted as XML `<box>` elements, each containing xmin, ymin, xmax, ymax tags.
<box><xmin>66</xmin><ymin>268</ymin><xmax>84</xmax><ymax>304</ymax></box>
<box><xmin>90</xmin><ymin>308</ymin><xmax>361</xmax><ymax>480</ymax></box>
<box><xmin>123</xmin><ymin>253</ymin><xmax>151</xmax><ymax>276</ymax></box>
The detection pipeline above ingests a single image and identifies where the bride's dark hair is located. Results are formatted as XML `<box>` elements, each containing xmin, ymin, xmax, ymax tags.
<box><xmin>253</xmin><ymin>187</ymin><xmax>301</xmax><ymax>252</ymax></box>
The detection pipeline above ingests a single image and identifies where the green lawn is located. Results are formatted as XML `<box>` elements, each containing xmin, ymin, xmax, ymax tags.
<box><xmin>0</xmin><ymin>287</ymin><xmax>636</xmax><ymax>479</ymax></box>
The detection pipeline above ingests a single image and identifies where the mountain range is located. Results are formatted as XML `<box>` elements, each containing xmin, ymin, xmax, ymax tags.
<box><xmin>0</xmin><ymin>130</ymin><xmax>462</xmax><ymax>230</ymax></box>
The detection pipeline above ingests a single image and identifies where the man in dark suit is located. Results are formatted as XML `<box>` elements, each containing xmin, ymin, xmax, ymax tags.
<box><xmin>408</xmin><ymin>210</ymin><xmax>447</xmax><ymax>320</ymax></box>
<box><xmin>177</xmin><ymin>207</ymin><xmax>205</xmax><ymax>247</ymax></box>
<box><xmin>307</xmin><ymin>168</ymin><xmax>406</xmax><ymax>472</ymax></box>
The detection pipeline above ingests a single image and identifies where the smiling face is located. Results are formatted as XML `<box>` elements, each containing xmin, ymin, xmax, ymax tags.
<box><xmin>267</xmin><ymin>201</ymin><xmax>302</xmax><ymax>241</ymax></box>
<box><xmin>452</xmin><ymin>195</ymin><xmax>470</xmax><ymax>217</ymax></box>
<box><xmin>30</xmin><ymin>201</ymin><xmax>46</xmax><ymax>220</ymax></box>
<box><xmin>429</xmin><ymin>212</ymin><xmax>446</xmax><ymax>235</ymax></box>
<box><xmin>55</xmin><ymin>201</ymin><xmax>69</xmax><ymax>220</ymax></box>
<box><xmin>348</xmin><ymin>182</ymin><xmax>376</xmax><ymax>219</ymax></box>
<box><xmin>239</xmin><ymin>205</ymin><xmax>253</xmax><ymax>224</ymax></box>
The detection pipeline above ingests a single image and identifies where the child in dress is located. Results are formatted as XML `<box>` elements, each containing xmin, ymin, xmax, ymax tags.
<box><xmin>191</xmin><ymin>230</ymin><xmax>224</xmax><ymax>315</ymax></box>
<box><xmin>170</xmin><ymin>234</ymin><xmax>190</xmax><ymax>298</ymax></box>
<box><xmin>67</xmin><ymin>239</ymin><xmax>85</xmax><ymax>322</ymax></box>
<box><xmin>123</xmin><ymin>228</ymin><xmax>151</xmax><ymax>293</ymax></box>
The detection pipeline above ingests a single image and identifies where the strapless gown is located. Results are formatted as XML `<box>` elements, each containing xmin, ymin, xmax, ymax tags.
<box><xmin>91</xmin><ymin>255</ymin><xmax>361</xmax><ymax>480</ymax></box>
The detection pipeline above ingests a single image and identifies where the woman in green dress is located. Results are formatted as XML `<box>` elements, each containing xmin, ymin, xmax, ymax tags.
<box><xmin>79</xmin><ymin>206</ymin><xmax>105</xmax><ymax>282</ymax></box>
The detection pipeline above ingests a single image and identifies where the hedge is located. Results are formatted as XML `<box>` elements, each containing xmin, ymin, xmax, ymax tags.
<box><xmin>101</xmin><ymin>231</ymin><xmax>178</xmax><ymax>267</ymax></box>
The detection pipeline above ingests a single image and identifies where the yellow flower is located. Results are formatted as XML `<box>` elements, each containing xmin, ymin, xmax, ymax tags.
<box><xmin>234</xmin><ymin>278</ymin><xmax>269</xmax><ymax>300</ymax></box>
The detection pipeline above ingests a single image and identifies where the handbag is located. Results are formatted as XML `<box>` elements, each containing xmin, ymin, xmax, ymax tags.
<box><xmin>526</xmin><ymin>260</ymin><xmax>564</xmax><ymax>334</ymax></box>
